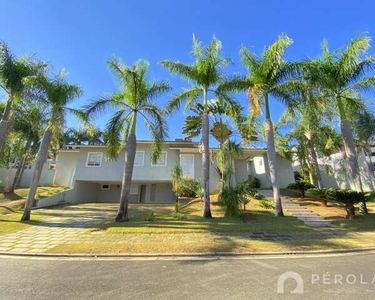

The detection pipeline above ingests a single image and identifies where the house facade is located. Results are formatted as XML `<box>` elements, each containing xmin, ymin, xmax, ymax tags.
<box><xmin>52</xmin><ymin>140</ymin><xmax>295</xmax><ymax>204</ymax></box>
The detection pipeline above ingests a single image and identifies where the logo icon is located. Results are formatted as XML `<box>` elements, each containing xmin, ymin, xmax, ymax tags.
<box><xmin>277</xmin><ymin>271</ymin><xmax>304</xmax><ymax>294</ymax></box>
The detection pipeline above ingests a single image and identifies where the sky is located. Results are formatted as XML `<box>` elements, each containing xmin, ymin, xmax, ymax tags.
<box><xmin>0</xmin><ymin>0</ymin><xmax>374</xmax><ymax>144</ymax></box>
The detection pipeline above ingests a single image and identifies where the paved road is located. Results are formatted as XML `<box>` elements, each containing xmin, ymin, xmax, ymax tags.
<box><xmin>1</xmin><ymin>252</ymin><xmax>374</xmax><ymax>300</ymax></box>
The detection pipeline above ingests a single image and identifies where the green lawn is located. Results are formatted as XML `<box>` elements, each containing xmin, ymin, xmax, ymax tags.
<box><xmin>0</xmin><ymin>186</ymin><xmax>68</xmax><ymax>233</ymax></box>
<box><xmin>94</xmin><ymin>198</ymin><xmax>312</xmax><ymax>235</ymax></box>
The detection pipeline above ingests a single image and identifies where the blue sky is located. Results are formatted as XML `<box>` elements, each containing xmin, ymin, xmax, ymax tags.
<box><xmin>0</xmin><ymin>0</ymin><xmax>374</xmax><ymax>144</ymax></box>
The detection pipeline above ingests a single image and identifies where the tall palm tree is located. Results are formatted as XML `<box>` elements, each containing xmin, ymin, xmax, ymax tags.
<box><xmin>85</xmin><ymin>58</ymin><xmax>171</xmax><ymax>222</ymax></box>
<box><xmin>308</xmin><ymin>35</ymin><xmax>375</xmax><ymax>214</ymax></box>
<box><xmin>21</xmin><ymin>71</ymin><xmax>82</xmax><ymax>221</ymax></box>
<box><xmin>160</xmin><ymin>35</ymin><xmax>237</xmax><ymax>218</ymax></box>
<box><xmin>10</xmin><ymin>103</ymin><xmax>46</xmax><ymax>192</ymax></box>
<box><xmin>0</xmin><ymin>42</ymin><xmax>45</xmax><ymax>156</ymax></box>
<box><xmin>352</xmin><ymin>109</ymin><xmax>375</xmax><ymax>189</ymax></box>
<box><xmin>224</xmin><ymin>34</ymin><xmax>297</xmax><ymax>216</ymax></box>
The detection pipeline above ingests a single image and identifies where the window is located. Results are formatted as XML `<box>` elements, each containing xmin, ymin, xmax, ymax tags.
<box><xmin>101</xmin><ymin>184</ymin><xmax>110</xmax><ymax>190</ymax></box>
<box><xmin>86</xmin><ymin>152</ymin><xmax>103</xmax><ymax>167</ymax></box>
<box><xmin>180</xmin><ymin>154</ymin><xmax>194</xmax><ymax>178</ymax></box>
<box><xmin>151</xmin><ymin>151</ymin><xmax>167</xmax><ymax>166</ymax></box>
<box><xmin>134</xmin><ymin>151</ymin><xmax>145</xmax><ymax>166</ymax></box>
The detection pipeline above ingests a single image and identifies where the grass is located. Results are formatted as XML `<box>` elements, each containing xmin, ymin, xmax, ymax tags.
<box><xmin>94</xmin><ymin>196</ymin><xmax>312</xmax><ymax>235</ymax></box>
<box><xmin>48</xmin><ymin>234</ymin><xmax>375</xmax><ymax>254</ymax></box>
<box><xmin>290</xmin><ymin>195</ymin><xmax>375</xmax><ymax>231</ymax></box>
<box><xmin>0</xmin><ymin>186</ymin><xmax>68</xmax><ymax>233</ymax></box>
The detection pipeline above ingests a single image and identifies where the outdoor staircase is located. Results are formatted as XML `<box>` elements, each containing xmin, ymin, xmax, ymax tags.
<box><xmin>258</xmin><ymin>190</ymin><xmax>334</xmax><ymax>228</ymax></box>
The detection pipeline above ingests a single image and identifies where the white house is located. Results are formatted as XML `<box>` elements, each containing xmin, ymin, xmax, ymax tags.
<box><xmin>51</xmin><ymin>140</ymin><xmax>295</xmax><ymax>204</ymax></box>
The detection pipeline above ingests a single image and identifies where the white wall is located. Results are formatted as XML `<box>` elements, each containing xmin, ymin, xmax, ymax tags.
<box><xmin>53</xmin><ymin>151</ymin><xmax>78</xmax><ymax>187</ymax></box>
<box><xmin>0</xmin><ymin>163</ymin><xmax>55</xmax><ymax>188</ymax></box>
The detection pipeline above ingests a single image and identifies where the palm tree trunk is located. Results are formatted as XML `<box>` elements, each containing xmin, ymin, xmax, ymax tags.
<box><xmin>340</xmin><ymin>119</ymin><xmax>368</xmax><ymax>214</ymax></box>
<box><xmin>364</xmin><ymin>144</ymin><xmax>375</xmax><ymax>190</ymax></box>
<box><xmin>202</xmin><ymin>112</ymin><xmax>212</xmax><ymax>218</ymax></box>
<box><xmin>115</xmin><ymin>133</ymin><xmax>136</xmax><ymax>222</ymax></box>
<box><xmin>0</xmin><ymin>95</ymin><xmax>14</xmax><ymax>157</ymax></box>
<box><xmin>10</xmin><ymin>138</ymin><xmax>32</xmax><ymax>193</ymax></box>
<box><xmin>265</xmin><ymin>119</ymin><xmax>284</xmax><ymax>216</ymax></box>
<box><xmin>309</xmin><ymin>139</ymin><xmax>323</xmax><ymax>189</ymax></box>
<box><xmin>21</xmin><ymin>126</ymin><xmax>53</xmax><ymax>221</ymax></box>
<box><xmin>202</xmin><ymin>87</ymin><xmax>212</xmax><ymax>218</ymax></box>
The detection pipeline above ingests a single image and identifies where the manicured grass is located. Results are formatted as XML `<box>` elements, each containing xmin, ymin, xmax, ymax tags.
<box><xmin>0</xmin><ymin>186</ymin><xmax>67</xmax><ymax>233</ymax></box>
<box><xmin>93</xmin><ymin>197</ymin><xmax>312</xmax><ymax>235</ymax></box>
<box><xmin>0</xmin><ymin>186</ymin><xmax>69</xmax><ymax>204</ymax></box>
<box><xmin>48</xmin><ymin>231</ymin><xmax>375</xmax><ymax>254</ymax></box>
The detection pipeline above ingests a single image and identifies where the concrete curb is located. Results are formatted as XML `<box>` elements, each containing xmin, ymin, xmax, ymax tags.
<box><xmin>1</xmin><ymin>247</ymin><xmax>375</xmax><ymax>259</ymax></box>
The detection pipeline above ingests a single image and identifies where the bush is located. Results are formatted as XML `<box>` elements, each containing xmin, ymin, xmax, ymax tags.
<box><xmin>195</xmin><ymin>187</ymin><xmax>204</xmax><ymax>199</ymax></box>
<box><xmin>219</xmin><ymin>186</ymin><xmax>241</xmax><ymax>217</ymax></box>
<box><xmin>144</xmin><ymin>212</ymin><xmax>157</xmax><ymax>222</ymax></box>
<box><xmin>327</xmin><ymin>189</ymin><xmax>375</xmax><ymax>219</ymax></box>
<box><xmin>260</xmin><ymin>199</ymin><xmax>274</xmax><ymax>209</ymax></box>
<box><xmin>287</xmin><ymin>181</ymin><xmax>315</xmax><ymax>197</ymax></box>
<box><xmin>247</xmin><ymin>190</ymin><xmax>265</xmax><ymax>200</ymax></box>
<box><xmin>307</xmin><ymin>187</ymin><xmax>335</xmax><ymax>206</ymax></box>
<box><xmin>238</xmin><ymin>193</ymin><xmax>251</xmax><ymax>211</ymax></box>
<box><xmin>178</xmin><ymin>178</ymin><xmax>201</xmax><ymax>197</ymax></box>
<box><xmin>239</xmin><ymin>176</ymin><xmax>261</xmax><ymax>191</ymax></box>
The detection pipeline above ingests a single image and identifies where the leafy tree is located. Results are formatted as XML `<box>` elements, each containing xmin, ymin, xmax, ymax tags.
<box><xmin>223</xmin><ymin>34</ymin><xmax>298</xmax><ymax>216</ymax></box>
<box><xmin>21</xmin><ymin>71</ymin><xmax>82</xmax><ymax>221</ymax></box>
<box><xmin>85</xmin><ymin>58</ymin><xmax>171</xmax><ymax>222</ymax></box>
<box><xmin>0</xmin><ymin>42</ymin><xmax>46</xmax><ymax>156</ymax></box>
<box><xmin>160</xmin><ymin>35</ymin><xmax>238</xmax><ymax>218</ymax></box>
<box><xmin>307</xmin><ymin>35</ymin><xmax>375</xmax><ymax>214</ymax></box>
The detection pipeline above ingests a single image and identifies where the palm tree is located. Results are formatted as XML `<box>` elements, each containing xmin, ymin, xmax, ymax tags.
<box><xmin>308</xmin><ymin>35</ymin><xmax>375</xmax><ymax>214</ymax></box>
<box><xmin>21</xmin><ymin>71</ymin><xmax>82</xmax><ymax>221</ymax></box>
<box><xmin>352</xmin><ymin>110</ymin><xmax>375</xmax><ymax>189</ymax></box>
<box><xmin>160</xmin><ymin>35</ymin><xmax>237</xmax><ymax>218</ymax></box>
<box><xmin>224</xmin><ymin>34</ymin><xmax>297</xmax><ymax>216</ymax></box>
<box><xmin>10</xmin><ymin>103</ymin><xmax>46</xmax><ymax>192</ymax></box>
<box><xmin>0</xmin><ymin>42</ymin><xmax>45</xmax><ymax>156</ymax></box>
<box><xmin>85</xmin><ymin>58</ymin><xmax>171</xmax><ymax>222</ymax></box>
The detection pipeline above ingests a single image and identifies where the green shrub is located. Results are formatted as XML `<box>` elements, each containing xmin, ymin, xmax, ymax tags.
<box><xmin>238</xmin><ymin>193</ymin><xmax>251</xmax><ymax>211</ymax></box>
<box><xmin>260</xmin><ymin>199</ymin><xmax>275</xmax><ymax>209</ymax></box>
<box><xmin>327</xmin><ymin>189</ymin><xmax>375</xmax><ymax>219</ymax></box>
<box><xmin>144</xmin><ymin>212</ymin><xmax>157</xmax><ymax>222</ymax></box>
<box><xmin>307</xmin><ymin>187</ymin><xmax>335</xmax><ymax>206</ymax></box>
<box><xmin>287</xmin><ymin>181</ymin><xmax>315</xmax><ymax>197</ymax></box>
<box><xmin>219</xmin><ymin>186</ymin><xmax>241</xmax><ymax>217</ymax></box>
<box><xmin>247</xmin><ymin>190</ymin><xmax>265</xmax><ymax>200</ymax></box>
<box><xmin>178</xmin><ymin>178</ymin><xmax>201</xmax><ymax>197</ymax></box>
<box><xmin>240</xmin><ymin>176</ymin><xmax>261</xmax><ymax>190</ymax></box>
<box><xmin>195</xmin><ymin>187</ymin><xmax>204</xmax><ymax>199</ymax></box>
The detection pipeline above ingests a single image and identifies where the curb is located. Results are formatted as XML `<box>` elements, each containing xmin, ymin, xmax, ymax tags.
<box><xmin>1</xmin><ymin>247</ymin><xmax>375</xmax><ymax>259</ymax></box>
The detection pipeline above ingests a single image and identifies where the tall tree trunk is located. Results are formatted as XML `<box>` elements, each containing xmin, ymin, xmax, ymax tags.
<box><xmin>364</xmin><ymin>144</ymin><xmax>375</xmax><ymax>190</ymax></box>
<box><xmin>202</xmin><ymin>112</ymin><xmax>212</xmax><ymax>218</ymax></box>
<box><xmin>0</xmin><ymin>95</ymin><xmax>14</xmax><ymax>157</ymax></box>
<box><xmin>115</xmin><ymin>133</ymin><xmax>136</xmax><ymax>222</ymax></box>
<box><xmin>340</xmin><ymin>119</ymin><xmax>368</xmax><ymax>214</ymax></box>
<box><xmin>308</xmin><ymin>139</ymin><xmax>323</xmax><ymax>189</ymax></box>
<box><xmin>201</xmin><ymin>87</ymin><xmax>212</xmax><ymax>218</ymax></box>
<box><xmin>21</xmin><ymin>126</ymin><xmax>53</xmax><ymax>221</ymax></box>
<box><xmin>10</xmin><ymin>138</ymin><xmax>32</xmax><ymax>193</ymax></box>
<box><xmin>265</xmin><ymin>119</ymin><xmax>284</xmax><ymax>216</ymax></box>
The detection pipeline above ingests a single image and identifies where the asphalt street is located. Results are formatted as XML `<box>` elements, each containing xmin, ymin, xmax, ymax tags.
<box><xmin>1</xmin><ymin>252</ymin><xmax>375</xmax><ymax>300</ymax></box>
